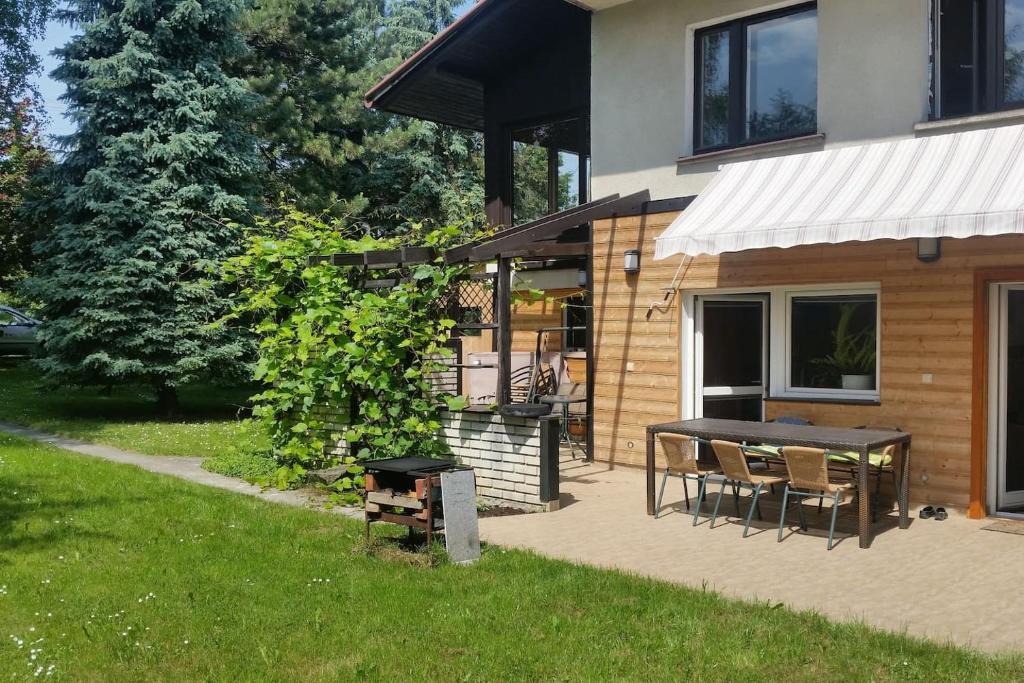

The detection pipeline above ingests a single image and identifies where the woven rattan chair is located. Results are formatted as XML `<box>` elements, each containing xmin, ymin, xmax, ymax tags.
<box><xmin>826</xmin><ymin>424</ymin><xmax>901</xmax><ymax>521</ymax></box>
<box><xmin>709</xmin><ymin>440</ymin><xmax>787</xmax><ymax>537</ymax></box>
<box><xmin>779</xmin><ymin>446</ymin><xmax>856</xmax><ymax>550</ymax></box>
<box><xmin>656</xmin><ymin>434</ymin><xmax>721</xmax><ymax>525</ymax></box>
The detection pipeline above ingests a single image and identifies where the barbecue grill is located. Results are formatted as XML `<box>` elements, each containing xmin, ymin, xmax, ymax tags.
<box><xmin>362</xmin><ymin>457</ymin><xmax>466</xmax><ymax>546</ymax></box>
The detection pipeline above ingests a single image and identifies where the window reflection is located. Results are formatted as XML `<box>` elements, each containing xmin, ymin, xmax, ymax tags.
<box><xmin>511</xmin><ymin>119</ymin><xmax>590</xmax><ymax>224</ymax></box>
<box><xmin>746</xmin><ymin>9</ymin><xmax>818</xmax><ymax>142</ymax></box>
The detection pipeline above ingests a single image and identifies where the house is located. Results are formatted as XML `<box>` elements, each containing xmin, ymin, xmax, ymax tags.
<box><xmin>363</xmin><ymin>0</ymin><xmax>1024</xmax><ymax>521</ymax></box>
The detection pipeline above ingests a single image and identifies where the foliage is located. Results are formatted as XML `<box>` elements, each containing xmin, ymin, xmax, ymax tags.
<box><xmin>223</xmin><ymin>206</ymin><xmax>478</xmax><ymax>489</ymax></box>
<box><xmin>812</xmin><ymin>302</ymin><xmax>877</xmax><ymax>378</ymax></box>
<box><xmin>357</xmin><ymin>0</ymin><xmax>484</xmax><ymax>232</ymax></box>
<box><xmin>4</xmin><ymin>435</ymin><xmax>1024</xmax><ymax>680</ymax></box>
<box><xmin>512</xmin><ymin>142</ymin><xmax>549</xmax><ymax>224</ymax></box>
<box><xmin>0</xmin><ymin>0</ymin><xmax>55</xmax><ymax>122</ymax></box>
<box><xmin>234</xmin><ymin>0</ymin><xmax>374</xmax><ymax>217</ymax></box>
<box><xmin>747</xmin><ymin>88</ymin><xmax>817</xmax><ymax>141</ymax></box>
<box><xmin>24</xmin><ymin>0</ymin><xmax>261</xmax><ymax>413</ymax></box>
<box><xmin>0</xmin><ymin>98</ymin><xmax>51</xmax><ymax>301</ymax></box>
<box><xmin>232</xmin><ymin>0</ymin><xmax>483</xmax><ymax>231</ymax></box>
<box><xmin>0</xmin><ymin>359</ymin><xmax>264</xmax><ymax>458</ymax></box>
<box><xmin>202</xmin><ymin>447</ymin><xmax>278</xmax><ymax>481</ymax></box>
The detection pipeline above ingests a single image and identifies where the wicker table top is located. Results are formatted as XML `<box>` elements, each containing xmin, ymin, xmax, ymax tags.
<box><xmin>647</xmin><ymin>418</ymin><xmax>910</xmax><ymax>452</ymax></box>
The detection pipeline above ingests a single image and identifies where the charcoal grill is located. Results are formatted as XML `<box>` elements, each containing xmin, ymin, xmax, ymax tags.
<box><xmin>362</xmin><ymin>457</ymin><xmax>465</xmax><ymax>545</ymax></box>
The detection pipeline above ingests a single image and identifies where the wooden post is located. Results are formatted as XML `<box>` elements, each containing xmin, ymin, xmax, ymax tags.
<box><xmin>585</xmin><ymin>236</ymin><xmax>595</xmax><ymax>462</ymax></box>
<box><xmin>496</xmin><ymin>256</ymin><xmax>512</xmax><ymax>406</ymax></box>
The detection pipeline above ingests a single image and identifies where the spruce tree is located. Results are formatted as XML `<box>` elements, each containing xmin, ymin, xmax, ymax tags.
<box><xmin>26</xmin><ymin>0</ymin><xmax>259</xmax><ymax>413</ymax></box>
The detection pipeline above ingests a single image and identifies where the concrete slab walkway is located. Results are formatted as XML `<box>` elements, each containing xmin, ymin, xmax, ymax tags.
<box><xmin>479</xmin><ymin>458</ymin><xmax>1024</xmax><ymax>653</ymax></box>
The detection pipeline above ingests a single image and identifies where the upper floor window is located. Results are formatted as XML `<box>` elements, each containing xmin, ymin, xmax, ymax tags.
<box><xmin>511</xmin><ymin>118</ymin><xmax>590</xmax><ymax>225</ymax></box>
<box><xmin>934</xmin><ymin>0</ymin><xmax>1024</xmax><ymax>118</ymax></box>
<box><xmin>694</xmin><ymin>3</ymin><xmax>818</xmax><ymax>152</ymax></box>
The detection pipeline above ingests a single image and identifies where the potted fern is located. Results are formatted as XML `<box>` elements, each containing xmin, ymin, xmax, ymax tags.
<box><xmin>812</xmin><ymin>303</ymin><xmax>876</xmax><ymax>390</ymax></box>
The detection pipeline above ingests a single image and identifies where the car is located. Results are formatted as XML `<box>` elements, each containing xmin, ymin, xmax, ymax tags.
<box><xmin>0</xmin><ymin>305</ymin><xmax>40</xmax><ymax>356</ymax></box>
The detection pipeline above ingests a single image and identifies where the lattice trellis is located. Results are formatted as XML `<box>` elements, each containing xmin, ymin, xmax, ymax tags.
<box><xmin>442</xmin><ymin>274</ymin><xmax>497</xmax><ymax>331</ymax></box>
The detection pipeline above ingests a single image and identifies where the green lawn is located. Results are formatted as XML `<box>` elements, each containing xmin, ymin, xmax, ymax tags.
<box><xmin>1</xmin><ymin>434</ymin><xmax>1021</xmax><ymax>681</ymax></box>
<box><xmin>0</xmin><ymin>359</ymin><xmax>265</xmax><ymax>458</ymax></box>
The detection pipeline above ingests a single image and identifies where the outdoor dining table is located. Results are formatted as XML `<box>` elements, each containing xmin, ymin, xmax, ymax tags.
<box><xmin>645</xmin><ymin>418</ymin><xmax>912</xmax><ymax>549</ymax></box>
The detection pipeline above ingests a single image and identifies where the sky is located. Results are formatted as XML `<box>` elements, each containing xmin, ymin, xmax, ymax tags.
<box><xmin>30</xmin><ymin>19</ymin><xmax>77</xmax><ymax>143</ymax></box>
<box><xmin>30</xmin><ymin>1</ymin><xmax>477</xmax><ymax>144</ymax></box>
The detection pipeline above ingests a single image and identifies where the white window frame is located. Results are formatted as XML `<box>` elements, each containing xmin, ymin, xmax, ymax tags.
<box><xmin>680</xmin><ymin>282</ymin><xmax>881</xmax><ymax>419</ymax></box>
<box><xmin>773</xmin><ymin>286</ymin><xmax>881</xmax><ymax>401</ymax></box>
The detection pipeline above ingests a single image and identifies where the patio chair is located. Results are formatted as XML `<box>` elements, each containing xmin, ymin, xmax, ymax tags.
<box><xmin>778</xmin><ymin>446</ymin><xmax>856</xmax><ymax>551</ymax></box>
<box><xmin>742</xmin><ymin>416</ymin><xmax>814</xmax><ymax>469</ymax></box>
<box><xmin>825</xmin><ymin>424</ymin><xmax>901</xmax><ymax>522</ymax></box>
<box><xmin>509</xmin><ymin>364</ymin><xmax>556</xmax><ymax>404</ymax></box>
<box><xmin>655</xmin><ymin>434</ymin><xmax>721</xmax><ymax>525</ymax></box>
<box><xmin>708</xmin><ymin>440</ymin><xmax>788</xmax><ymax>537</ymax></box>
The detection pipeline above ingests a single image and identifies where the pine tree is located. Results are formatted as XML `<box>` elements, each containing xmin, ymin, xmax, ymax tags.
<box><xmin>359</xmin><ymin>0</ymin><xmax>483</xmax><ymax>232</ymax></box>
<box><xmin>234</xmin><ymin>0</ymin><xmax>374</xmax><ymax>216</ymax></box>
<box><xmin>26</xmin><ymin>0</ymin><xmax>260</xmax><ymax>413</ymax></box>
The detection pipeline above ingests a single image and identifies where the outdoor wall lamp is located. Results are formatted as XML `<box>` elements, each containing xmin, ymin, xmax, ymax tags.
<box><xmin>917</xmin><ymin>237</ymin><xmax>942</xmax><ymax>263</ymax></box>
<box><xmin>577</xmin><ymin>268</ymin><xmax>587</xmax><ymax>287</ymax></box>
<box><xmin>623</xmin><ymin>249</ymin><xmax>641</xmax><ymax>274</ymax></box>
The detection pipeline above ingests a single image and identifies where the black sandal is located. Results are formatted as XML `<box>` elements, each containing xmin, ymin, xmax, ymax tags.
<box><xmin>919</xmin><ymin>506</ymin><xmax>935</xmax><ymax>519</ymax></box>
<box><xmin>934</xmin><ymin>507</ymin><xmax>947</xmax><ymax>521</ymax></box>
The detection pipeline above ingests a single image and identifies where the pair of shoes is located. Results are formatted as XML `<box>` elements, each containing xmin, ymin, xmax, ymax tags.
<box><xmin>919</xmin><ymin>506</ymin><xmax>947</xmax><ymax>520</ymax></box>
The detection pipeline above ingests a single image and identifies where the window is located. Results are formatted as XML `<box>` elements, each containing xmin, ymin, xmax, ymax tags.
<box><xmin>694</xmin><ymin>4</ymin><xmax>818</xmax><ymax>152</ymax></box>
<box><xmin>511</xmin><ymin>118</ymin><xmax>590</xmax><ymax>224</ymax></box>
<box><xmin>787</xmin><ymin>292</ymin><xmax>878</xmax><ymax>394</ymax></box>
<box><xmin>562</xmin><ymin>295</ymin><xmax>587</xmax><ymax>352</ymax></box>
<box><xmin>933</xmin><ymin>0</ymin><xmax>1024</xmax><ymax>117</ymax></box>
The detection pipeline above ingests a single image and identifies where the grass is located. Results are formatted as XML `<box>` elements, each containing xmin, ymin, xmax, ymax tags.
<box><xmin>2</xmin><ymin>433</ymin><xmax>1022</xmax><ymax>682</ymax></box>
<box><xmin>0</xmin><ymin>359</ymin><xmax>266</xmax><ymax>458</ymax></box>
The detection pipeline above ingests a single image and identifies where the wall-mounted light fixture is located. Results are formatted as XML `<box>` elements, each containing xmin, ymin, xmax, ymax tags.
<box><xmin>624</xmin><ymin>249</ymin><xmax>641</xmax><ymax>274</ymax></box>
<box><xmin>917</xmin><ymin>237</ymin><xmax>942</xmax><ymax>263</ymax></box>
<box><xmin>577</xmin><ymin>268</ymin><xmax>587</xmax><ymax>288</ymax></box>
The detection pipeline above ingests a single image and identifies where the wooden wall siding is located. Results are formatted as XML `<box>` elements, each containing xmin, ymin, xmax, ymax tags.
<box><xmin>591</xmin><ymin>210</ymin><xmax>1024</xmax><ymax>509</ymax></box>
<box><xmin>510</xmin><ymin>287</ymin><xmax>582</xmax><ymax>352</ymax></box>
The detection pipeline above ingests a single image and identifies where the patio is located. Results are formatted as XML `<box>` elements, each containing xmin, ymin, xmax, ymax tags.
<box><xmin>478</xmin><ymin>455</ymin><xmax>1024</xmax><ymax>653</ymax></box>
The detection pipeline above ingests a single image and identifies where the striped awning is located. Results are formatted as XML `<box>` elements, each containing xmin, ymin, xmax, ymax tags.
<box><xmin>654</xmin><ymin>124</ymin><xmax>1024</xmax><ymax>259</ymax></box>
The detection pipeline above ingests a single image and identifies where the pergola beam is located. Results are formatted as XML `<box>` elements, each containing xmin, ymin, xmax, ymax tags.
<box><xmin>447</xmin><ymin>190</ymin><xmax>650</xmax><ymax>265</ymax></box>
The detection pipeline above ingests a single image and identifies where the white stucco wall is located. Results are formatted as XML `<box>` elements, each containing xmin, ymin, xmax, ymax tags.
<box><xmin>590</xmin><ymin>0</ymin><xmax>931</xmax><ymax>200</ymax></box>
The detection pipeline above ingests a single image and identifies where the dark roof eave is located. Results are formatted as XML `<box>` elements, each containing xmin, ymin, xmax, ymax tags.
<box><xmin>364</xmin><ymin>0</ymin><xmax>494</xmax><ymax>111</ymax></box>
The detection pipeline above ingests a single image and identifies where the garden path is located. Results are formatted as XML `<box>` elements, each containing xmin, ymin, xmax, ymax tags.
<box><xmin>0</xmin><ymin>421</ymin><xmax>361</xmax><ymax>521</ymax></box>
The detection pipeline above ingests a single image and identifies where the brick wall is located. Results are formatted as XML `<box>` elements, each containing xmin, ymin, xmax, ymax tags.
<box><xmin>440</xmin><ymin>410</ymin><xmax>559</xmax><ymax>510</ymax></box>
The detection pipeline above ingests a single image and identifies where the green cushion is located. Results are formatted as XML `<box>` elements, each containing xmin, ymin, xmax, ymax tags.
<box><xmin>745</xmin><ymin>445</ymin><xmax>892</xmax><ymax>468</ymax></box>
<box><xmin>827</xmin><ymin>450</ymin><xmax>893</xmax><ymax>468</ymax></box>
<box><xmin>745</xmin><ymin>445</ymin><xmax>782</xmax><ymax>457</ymax></box>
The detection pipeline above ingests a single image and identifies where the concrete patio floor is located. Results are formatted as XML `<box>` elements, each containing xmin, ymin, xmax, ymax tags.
<box><xmin>478</xmin><ymin>457</ymin><xmax>1024</xmax><ymax>654</ymax></box>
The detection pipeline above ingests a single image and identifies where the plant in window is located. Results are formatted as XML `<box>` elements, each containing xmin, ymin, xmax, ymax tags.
<box><xmin>811</xmin><ymin>303</ymin><xmax>876</xmax><ymax>390</ymax></box>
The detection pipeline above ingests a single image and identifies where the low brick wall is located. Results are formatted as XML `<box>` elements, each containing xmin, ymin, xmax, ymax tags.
<box><xmin>440</xmin><ymin>410</ymin><xmax>559</xmax><ymax>510</ymax></box>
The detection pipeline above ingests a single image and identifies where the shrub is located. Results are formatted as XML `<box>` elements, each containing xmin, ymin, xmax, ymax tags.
<box><xmin>222</xmin><ymin>208</ymin><xmax>482</xmax><ymax>490</ymax></box>
<box><xmin>203</xmin><ymin>450</ymin><xmax>279</xmax><ymax>482</ymax></box>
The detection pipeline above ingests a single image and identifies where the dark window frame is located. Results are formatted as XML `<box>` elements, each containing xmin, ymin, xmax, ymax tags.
<box><xmin>562</xmin><ymin>293</ymin><xmax>588</xmax><ymax>352</ymax></box>
<box><xmin>693</xmin><ymin>2</ymin><xmax>819</xmax><ymax>154</ymax></box>
<box><xmin>933</xmin><ymin>0</ymin><xmax>1024</xmax><ymax>118</ymax></box>
<box><xmin>507</xmin><ymin>113</ymin><xmax>591</xmax><ymax>226</ymax></box>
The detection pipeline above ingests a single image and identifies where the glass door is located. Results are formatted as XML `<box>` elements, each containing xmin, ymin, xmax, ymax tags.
<box><xmin>695</xmin><ymin>295</ymin><xmax>769</xmax><ymax>421</ymax></box>
<box><xmin>996</xmin><ymin>285</ymin><xmax>1024</xmax><ymax>511</ymax></box>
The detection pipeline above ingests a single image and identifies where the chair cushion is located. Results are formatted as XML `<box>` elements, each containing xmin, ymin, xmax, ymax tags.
<box><xmin>827</xmin><ymin>450</ymin><xmax>893</xmax><ymax>468</ymax></box>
